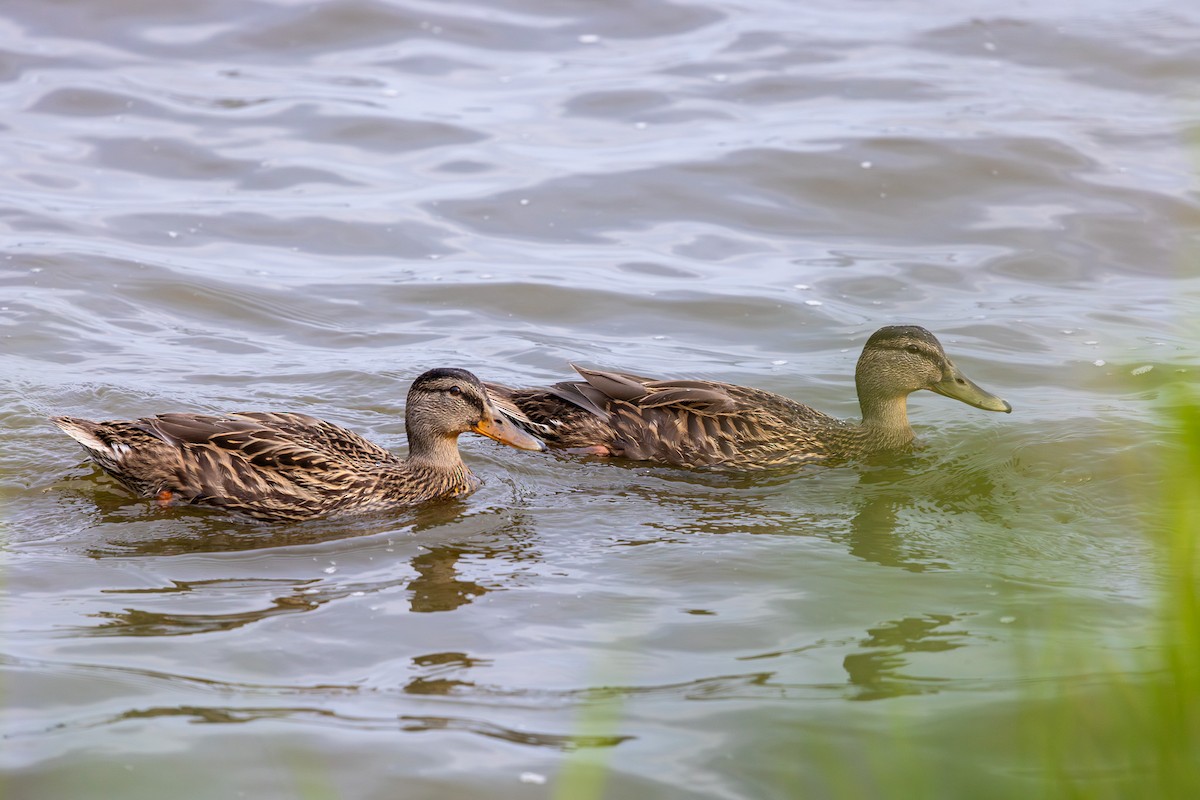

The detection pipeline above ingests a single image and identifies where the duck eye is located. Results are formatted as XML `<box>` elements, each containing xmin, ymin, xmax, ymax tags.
<box><xmin>447</xmin><ymin>386</ymin><xmax>463</xmax><ymax>396</ymax></box>
<box><xmin>905</xmin><ymin>345</ymin><xmax>920</xmax><ymax>355</ymax></box>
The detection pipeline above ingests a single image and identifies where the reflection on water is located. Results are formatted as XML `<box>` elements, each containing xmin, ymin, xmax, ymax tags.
<box><xmin>66</xmin><ymin>466</ymin><xmax>478</xmax><ymax>557</ymax></box>
<box><xmin>82</xmin><ymin>542</ymin><xmax>532</xmax><ymax>633</ymax></box>
<box><xmin>397</xmin><ymin>715</ymin><xmax>633</xmax><ymax>750</ymax></box>
<box><xmin>625</xmin><ymin>446</ymin><xmax>1016</xmax><ymax>575</ymax></box>
<box><xmin>77</xmin><ymin>514</ymin><xmax>542</xmax><ymax>636</ymax></box>
<box><xmin>841</xmin><ymin>452</ymin><xmax>1015</xmax><ymax>573</ymax></box>
<box><xmin>843</xmin><ymin>614</ymin><xmax>969</xmax><ymax>701</ymax></box>
<box><xmin>26</xmin><ymin>700</ymin><xmax>631</xmax><ymax>751</ymax></box>
<box><xmin>404</xmin><ymin>651</ymin><xmax>488</xmax><ymax>695</ymax></box>
<box><xmin>85</xmin><ymin>579</ymin><xmax>325</xmax><ymax>637</ymax></box>
<box><xmin>844</xmin><ymin>460</ymin><xmax>946</xmax><ymax>573</ymax></box>
<box><xmin>408</xmin><ymin>545</ymin><xmax>491</xmax><ymax>613</ymax></box>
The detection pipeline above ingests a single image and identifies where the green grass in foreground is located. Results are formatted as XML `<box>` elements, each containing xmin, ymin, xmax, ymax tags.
<box><xmin>1030</xmin><ymin>389</ymin><xmax>1200</xmax><ymax>799</ymax></box>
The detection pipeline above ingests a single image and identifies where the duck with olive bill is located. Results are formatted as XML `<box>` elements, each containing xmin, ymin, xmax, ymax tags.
<box><xmin>486</xmin><ymin>325</ymin><xmax>1012</xmax><ymax>470</ymax></box>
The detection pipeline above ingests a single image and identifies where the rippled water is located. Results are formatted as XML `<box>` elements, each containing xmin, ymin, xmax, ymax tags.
<box><xmin>3</xmin><ymin>0</ymin><xmax>1199</xmax><ymax>797</ymax></box>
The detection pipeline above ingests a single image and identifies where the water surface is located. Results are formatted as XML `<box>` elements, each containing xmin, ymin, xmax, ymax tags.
<box><xmin>3</xmin><ymin>0</ymin><xmax>1199</xmax><ymax>797</ymax></box>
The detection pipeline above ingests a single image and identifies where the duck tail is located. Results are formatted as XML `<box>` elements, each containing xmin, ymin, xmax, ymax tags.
<box><xmin>51</xmin><ymin>416</ymin><xmax>106</xmax><ymax>449</ymax></box>
<box><xmin>50</xmin><ymin>416</ymin><xmax>134</xmax><ymax>464</ymax></box>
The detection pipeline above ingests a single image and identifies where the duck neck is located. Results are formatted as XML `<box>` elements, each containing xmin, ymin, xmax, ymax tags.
<box><xmin>403</xmin><ymin>437</ymin><xmax>477</xmax><ymax>497</ymax></box>
<box><xmin>405</xmin><ymin>431</ymin><xmax>468</xmax><ymax>474</ymax></box>
<box><xmin>856</xmin><ymin>393</ymin><xmax>915</xmax><ymax>451</ymax></box>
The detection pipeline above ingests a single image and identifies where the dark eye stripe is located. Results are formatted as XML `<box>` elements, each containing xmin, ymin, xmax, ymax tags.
<box><xmin>443</xmin><ymin>385</ymin><xmax>486</xmax><ymax>415</ymax></box>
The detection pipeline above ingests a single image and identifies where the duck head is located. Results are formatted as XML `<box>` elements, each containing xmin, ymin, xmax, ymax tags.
<box><xmin>855</xmin><ymin>326</ymin><xmax>1012</xmax><ymax>428</ymax></box>
<box><xmin>406</xmin><ymin>368</ymin><xmax>546</xmax><ymax>462</ymax></box>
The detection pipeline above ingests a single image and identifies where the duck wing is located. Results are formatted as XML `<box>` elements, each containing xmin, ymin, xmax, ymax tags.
<box><xmin>223</xmin><ymin>412</ymin><xmax>394</xmax><ymax>465</ymax></box>
<box><xmin>54</xmin><ymin>413</ymin><xmax>390</xmax><ymax>519</ymax></box>
<box><xmin>490</xmin><ymin>366</ymin><xmax>840</xmax><ymax>468</ymax></box>
<box><xmin>534</xmin><ymin>366</ymin><xmax>741</xmax><ymax>420</ymax></box>
<box><xmin>142</xmin><ymin>413</ymin><xmax>386</xmax><ymax>499</ymax></box>
<box><xmin>600</xmin><ymin>380</ymin><xmax>841</xmax><ymax>467</ymax></box>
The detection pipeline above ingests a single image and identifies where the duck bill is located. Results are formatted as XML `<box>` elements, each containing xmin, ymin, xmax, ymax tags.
<box><xmin>471</xmin><ymin>414</ymin><xmax>547</xmax><ymax>451</ymax></box>
<box><xmin>930</xmin><ymin>364</ymin><xmax>1013</xmax><ymax>413</ymax></box>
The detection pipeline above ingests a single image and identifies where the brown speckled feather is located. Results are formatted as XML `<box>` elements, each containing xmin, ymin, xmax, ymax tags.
<box><xmin>488</xmin><ymin>368</ymin><xmax>858</xmax><ymax>469</ymax></box>
<box><xmin>485</xmin><ymin>327</ymin><xmax>1012</xmax><ymax>470</ymax></box>
<box><xmin>52</xmin><ymin>368</ymin><xmax>546</xmax><ymax>522</ymax></box>
<box><xmin>51</xmin><ymin>412</ymin><xmax>467</xmax><ymax>521</ymax></box>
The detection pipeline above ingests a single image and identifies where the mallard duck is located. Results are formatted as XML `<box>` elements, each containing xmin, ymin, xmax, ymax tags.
<box><xmin>486</xmin><ymin>325</ymin><xmax>1012</xmax><ymax>470</ymax></box>
<box><xmin>52</xmin><ymin>368</ymin><xmax>545</xmax><ymax>522</ymax></box>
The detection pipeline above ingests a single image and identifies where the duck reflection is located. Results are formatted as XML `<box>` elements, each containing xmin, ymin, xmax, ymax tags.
<box><xmin>739</xmin><ymin>612</ymin><xmax>973</xmax><ymax>701</ymax></box>
<box><xmin>80</xmin><ymin>495</ymin><xmax>473</xmax><ymax>558</ymax></box>
<box><xmin>408</xmin><ymin>546</ymin><xmax>487</xmax><ymax>613</ymax></box>
<box><xmin>843</xmin><ymin>613</ymin><xmax>969</xmax><ymax>701</ymax></box>
<box><xmin>628</xmin><ymin>466</ymin><xmax>807</xmax><ymax>540</ymax></box>
<box><xmin>395</xmin><ymin>714</ymin><xmax>631</xmax><ymax>749</ymax></box>
<box><xmin>406</xmin><ymin>509</ymin><xmax>540</xmax><ymax>614</ymax></box>
<box><xmin>101</xmin><ymin>703</ymin><xmax>630</xmax><ymax>750</ymax></box>
<box><xmin>839</xmin><ymin>458</ymin><xmax>950</xmax><ymax>572</ymax></box>
<box><xmin>76</xmin><ymin>508</ymin><xmax>538</xmax><ymax>637</ymax></box>
<box><xmin>839</xmin><ymin>449</ymin><xmax>1012</xmax><ymax>572</ymax></box>
<box><xmin>403</xmin><ymin>651</ymin><xmax>487</xmax><ymax>695</ymax></box>
<box><xmin>627</xmin><ymin>445</ymin><xmax>1009</xmax><ymax>574</ymax></box>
